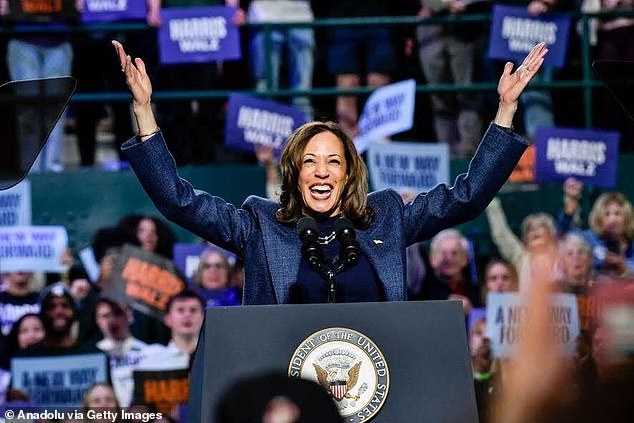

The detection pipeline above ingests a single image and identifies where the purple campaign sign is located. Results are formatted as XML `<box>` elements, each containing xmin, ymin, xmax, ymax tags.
<box><xmin>487</xmin><ymin>5</ymin><xmax>570</xmax><ymax>68</ymax></box>
<box><xmin>159</xmin><ymin>6</ymin><xmax>241</xmax><ymax>65</ymax></box>
<box><xmin>535</xmin><ymin>127</ymin><xmax>620</xmax><ymax>188</ymax></box>
<box><xmin>225</xmin><ymin>93</ymin><xmax>308</xmax><ymax>153</ymax></box>
<box><xmin>81</xmin><ymin>0</ymin><xmax>147</xmax><ymax>23</ymax></box>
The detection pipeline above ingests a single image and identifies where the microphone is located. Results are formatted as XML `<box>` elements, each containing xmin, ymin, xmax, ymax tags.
<box><xmin>297</xmin><ymin>216</ymin><xmax>324</xmax><ymax>268</ymax></box>
<box><xmin>335</xmin><ymin>217</ymin><xmax>361</xmax><ymax>266</ymax></box>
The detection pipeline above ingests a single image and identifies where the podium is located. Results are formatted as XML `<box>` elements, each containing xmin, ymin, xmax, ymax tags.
<box><xmin>189</xmin><ymin>300</ymin><xmax>478</xmax><ymax>423</ymax></box>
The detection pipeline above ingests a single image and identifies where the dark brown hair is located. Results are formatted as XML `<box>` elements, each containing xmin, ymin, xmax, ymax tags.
<box><xmin>275</xmin><ymin>121</ymin><xmax>373</xmax><ymax>228</ymax></box>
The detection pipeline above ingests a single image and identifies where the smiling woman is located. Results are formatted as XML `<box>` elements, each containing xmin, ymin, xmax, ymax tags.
<box><xmin>112</xmin><ymin>39</ymin><xmax>549</xmax><ymax>305</ymax></box>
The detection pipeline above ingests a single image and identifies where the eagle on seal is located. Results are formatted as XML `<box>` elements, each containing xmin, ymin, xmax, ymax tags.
<box><xmin>313</xmin><ymin>361</ymin><xmax>362</xmax><ymax>401</ymax></box>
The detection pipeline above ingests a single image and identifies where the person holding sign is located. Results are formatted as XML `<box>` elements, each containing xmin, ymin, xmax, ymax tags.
<box><xmin>113</xmin><ymin>39</ymin><xmax>548</xmax><ymax>304</ymax></box>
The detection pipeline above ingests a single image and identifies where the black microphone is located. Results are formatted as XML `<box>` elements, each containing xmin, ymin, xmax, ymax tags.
<box><xmin>335</xmin><ymin>217</ymin><xmax>361</xmax><ymax>266</ymax></box>
<box><xmin>297</xmin><ymin>216</ymin><xmax>324</xmax><ymax>268</ymax></box>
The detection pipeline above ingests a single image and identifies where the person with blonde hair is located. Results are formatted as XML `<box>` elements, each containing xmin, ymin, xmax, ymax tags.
<box><xmin>556</xmin><ymin>232</ymin><xmax>595</xmax><ymax>293</ymax></box>
<box><xmin>485</xmin><ymin>198</ymin><xmax>559</xmax><ymax>291</ymax></box>
<box><xmin>558</xmin><ymin>177</ymin><xmax>634</xmax><ymax>275</ymax></box>
<box><xmin>193</xmin><ymin>249</ymin><xmax>240</xmax><ymax>307</ymax></box>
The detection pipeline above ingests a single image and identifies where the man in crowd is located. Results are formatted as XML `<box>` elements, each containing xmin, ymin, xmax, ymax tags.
<box><xmin>137</xmin><ymin>290</ymin><xmax>205</xmax><ymax>370</ymax></box>
<box><xmin>419</xmin><ymin>229</ymin><xmax>481</xmax><ymax>314</ymax></box>
<box><xmin>95</xmin><ymin>297</ymin><xmax>149</xmax><ymax>407</ymax></box>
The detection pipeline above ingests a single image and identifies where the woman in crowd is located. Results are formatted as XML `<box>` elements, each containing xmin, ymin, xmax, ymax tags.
<box><xmin>193</xmin><ymin>249</ymin><xmax>241</xmax><ymax>307</ymax></box>
<box><xmin>1</xmin><ymin>313</ymin><xmax>45</xmax><ymax>369</ymax></box>
<box><xmin>482</xmin><ymin>257</ymin><xmax>519</xmax><ymax>301</ymax></box>
<box><xmin>116</xmin><ymin>214</ymin><xmax>176</xmax><ymax>260</ymax></box>
<box><xmin>112</xmin><ymin>39</ymin><xmax>548</xmax><ymax>304</ymax></box>
<box><xmin>556</xmin><ymin>232</ymin><xmax>595</xmax><ymax>293</ymax></box>
<box><xmin>82</xmin><ymin>383</ymin><xmax>121</xmax><ymax>423</ymax></box>
<box><xmin>558</xmin><ymin>178</ymin><xmax>634</xmax><ymax>275</ymax></box>
<box><xmin>486</xmin><ymin>197</ymin><xmax>559</xmax><ymax>291</ymax></box>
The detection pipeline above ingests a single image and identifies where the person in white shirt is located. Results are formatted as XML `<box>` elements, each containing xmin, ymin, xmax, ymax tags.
<box><xmin>95</xmin><ymin>297</ymin><xmax>149</xmax><ymax>408</ymax></box>
<box><xmin>136</xmin><ymin>290</ymin><xmax>205</xmax><ymax>371</ymax></box>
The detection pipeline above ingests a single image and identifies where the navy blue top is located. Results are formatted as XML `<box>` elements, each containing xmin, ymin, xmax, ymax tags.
<box><xmin>289</xmin><ymin>216</ymin><xmax>383</xmax><ymax>303</ymax></box>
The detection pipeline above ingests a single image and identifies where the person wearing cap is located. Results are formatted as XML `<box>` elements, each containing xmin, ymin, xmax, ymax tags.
<box><xmin>16</xmin><ymin>282</ymin><xmax>104</xmax><ymax>357</ymax></box>
<box><xmin>95</xmin><ymin>297</ymin><xmax>150</xmax><ymax>408</ymax></box>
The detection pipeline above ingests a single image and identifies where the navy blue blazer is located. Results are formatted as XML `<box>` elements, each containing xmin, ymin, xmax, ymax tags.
<box><xmin>122</xmin><ymin>123</ymin><xmax>527</xmax><ymax>304</ymax></box>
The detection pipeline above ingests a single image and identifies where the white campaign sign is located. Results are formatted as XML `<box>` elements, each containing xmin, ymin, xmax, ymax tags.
<box><xmin>0</xmin><ymin>226</ymin><xmax>68</xmax><ymax>272</ymax></box>
<box><xmin>355</xmin><ymin>79</ymin><xmax>416</xmax><ymax>153</ymax></box>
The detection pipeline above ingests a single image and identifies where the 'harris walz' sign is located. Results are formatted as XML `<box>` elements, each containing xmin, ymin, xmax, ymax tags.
<box><xmin>81</xmin><ymin>0</ymin><xmax>147</xmax><ymax>23</ymax></box>
<box><xmin>158</xmin><ymin>6</ymin><xmax>241</xmax><ymax>64</ymax></box>
<box><xmin>487</xmin><ymin>5</ymin><xmax>570</xmax><ymax>68</ymax></box>
<box><xmin>535</xmin><ymin>126</ymin><xmax>620</xmax><ymax>188</ymax></box>
<box><xmin>102</xmin><ymin>244</ymin><xmax>185</xmax><ymax>318</ymax></box>
<box><xmin>225</xmin><ymin>93</ymin><xmax>308</xmax><ymax>153</ymax></box>
<box><xmin>7</xmin><ymin>0</ymin><xmax>78</xmax><ymax>22</ymax></box>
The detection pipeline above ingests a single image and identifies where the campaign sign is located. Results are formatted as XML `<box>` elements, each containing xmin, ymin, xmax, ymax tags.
<box><xmin>0</xmin><ymin>179</ymin><xmax>31</xmax><ymax>226</ymax></box>
<box><xmin>355</xmin><ymin>79</ymin><xmax>416</xmax><ymax>153</ymax></box>
<box><xmin>133</xmin><ymin>369</ymin><xmax>189</xmax><ymax>415</ymax></box>
<box><xmin>367</xmin><ymin>141</ymin><xmax>449</xmax><ymax>193</ymax></box>
<box><xmin>7</xmin><ymin>0</ymin><xmax>78</xmax><ymax>21</ymax></box>
<box><xmin>103</xmin><ymin>244</ymin><xmax>185</xmax><ymax>318</ymax></box>
<box><xmin>487</xmin><ymin>5</ymin><xmax>570</xmax><ymax>68</ymax></box>
<box><xmin>535</xmin><ymin>127</ymin><xmax>619</xmax><ymax>188</ymax></box>
<box><xmin>81</xmin><ymin>0</ymin><xmax>147</xmax><ymax>22</ymax></box>
<box><xmin>509</xmin><ymin>145</ymin><xmax>535</xmax><ymax>183</ymax></box>
<box><xmin>576</xmin><ymin>292</ymin><xmax>601</xmax><ymax>332</ymax></box>
<box><xmin>0</xmin><ymin>226</ymin><xmax>67</xmax><ymax>272</ymax></box>
<box><xmin>12</xmin><ymin>353</ymin><xmax>108</xmax><ymax>407</ymax></box>
<box><xmin>173</xmin><ymin>242</ymin><xmax>236</xmax><ymax>283</ymax></box>
<box><xmin>159</xmin><ymin>6</ymin><xmax>241</xmax><ymax>65</ymax></box>
<box><xmin>486</xmin><ymin>292</ymin><xmax>580</xmax><ymax>358</ymax></box>
<box><xmin>225</xmin><ymin>93</ymin><xmax>308</xmax><ymax>153</ymax></box>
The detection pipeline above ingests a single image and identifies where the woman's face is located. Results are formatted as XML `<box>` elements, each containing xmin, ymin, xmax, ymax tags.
<box><xmin>298</xmin><ymin>131</ymin><xmax>348</xmax><ymax>217</ymax></box>
<box><xmin>85</xmin><ymin>385</ymin><xmax>117</xmax><ymax>409</ymax></box>
<box><xmin>200</xmin><ymin>252</ymin><xmax>229</xmax><ymax>290</ymax></box>
<box><xmin>600</xmin><ymin>202</ymin><xmax>625</xmax><ymax>238</ymax></box>
<box><xmin>17</xmin><ymin>315</ymin><xmax>45</xmax><ymax>349</ymax></box>
<box><xmin>525</xmin><ymin>223</ymin><xmax>554</xmax><ymax>250</ymax></box>
<box><xmin>137</xmin><ymin>218</ymin><xmax>158</xmax><ymax>252</ymax></box>
<box><xmin>485</xmin><ymin>263</ymin><xmax>514</xmax><ymax>292</ymax></box>
<box><xmin>561</xmin><ymin>241</ymin><xmax>592</xmax><ymax>282</ymax></box>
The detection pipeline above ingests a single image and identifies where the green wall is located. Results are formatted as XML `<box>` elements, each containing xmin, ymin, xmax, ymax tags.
<box><xmin>29</xmin><ymin>165</ymin><xmax>266</xmax><ymax>251</ymax></box>
<box><xmin>26</xmin><ymin>153</ymin><xmax>634</xmax><ymax>256</ymax></box>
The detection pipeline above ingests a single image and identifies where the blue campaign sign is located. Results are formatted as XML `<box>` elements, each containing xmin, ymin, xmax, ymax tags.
<box><xmin>158</xmin><ymin>6</ymin><xmax>241</xmax><ymax>65</ymax></box>
<box><xmin>367</xmin><ymin>141</ymin><xmax>449</xmax><ymax>193</ymax></box>
<box><xmin>225</xmin><ymin>93</ymin><xmax>309</xmax><ymax>153</ymax></box>
<box><xmin>487</xmin><ymin>5</ymin><xmax>571</xmax><ymax>68</ymax></box>
<box><xmin>535</xmin><ymin>127</ymin><xmax>620</xmax><ymax>188</ymax></box>
<box><xmin>81</xmin><ymin>0</ymin><xmax>147</xmax><ymax>22</ymax></box>
<box><xmin>11</xmin><ymin>353</ymin><xmax>108</xmax><ymax>407</ymax></box>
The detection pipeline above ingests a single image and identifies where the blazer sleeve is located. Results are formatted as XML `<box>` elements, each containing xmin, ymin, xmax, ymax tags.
<box><xmin>121</xmin><ymin>133</ymin><xmax>256</xmax><ymax>254</ymax></box>
<box><xmin>402</xmin><ymin>123</ymin><xmax>529</xmax><ymax>246</ymax></box>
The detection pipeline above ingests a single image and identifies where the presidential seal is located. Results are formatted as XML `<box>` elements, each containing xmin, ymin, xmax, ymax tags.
<box><xmin>288</xmin><ymin>327</ymin><xmax>389</xmax><ymax>422</ymax></box>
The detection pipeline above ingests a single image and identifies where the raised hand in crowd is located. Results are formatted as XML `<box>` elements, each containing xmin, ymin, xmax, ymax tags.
<box><xmin>563</xmin><ymin>177</ymin><xmax>584</xmax><ymax>216</ymax></box>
